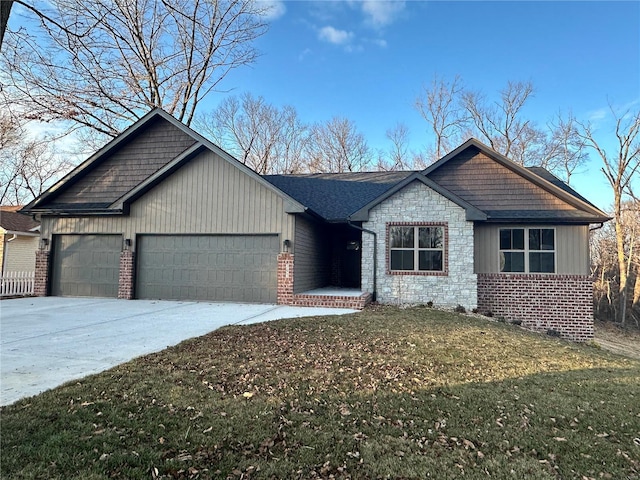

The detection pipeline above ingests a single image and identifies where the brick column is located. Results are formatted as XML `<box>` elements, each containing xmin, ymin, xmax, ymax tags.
<box><xmin>118</xmin><ymin>250</ymin><xmax>135</xmax><ymax>300</ymax></box>
<box><xmin>277</xmin><ymin>253</ymin><xmax>294</xmax><ymax>305</ymax></box>
<box><xmin>34</xmin><ymin>250</ymin><xmax>50</xmax><ymax>296</ymax></box>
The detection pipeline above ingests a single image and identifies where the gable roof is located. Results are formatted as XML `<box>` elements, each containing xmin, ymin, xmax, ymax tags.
<box><xmin>349</xmin><ymin>173</ymin><xmax>487</xmax><ymax>222</ymax></box>
<box><xmin>21</xmin><ymin>111</ymin><xmax>609</xmax><ymax>226</ymax></box>
<box><xmin>22</xmin><ymin>109</ymin><xmax>305</xmax><ymax>216</ymax></box>
<box><xmin>422</xmin><ymin>138</ymin><xmax>610</xmax><ymax>224</ymax></box>
<box><xmin>263</xmin><ymin>171</ymin><xmax>414</xmax><ymax>221</ymax></box>
<box><xmin>0</xmin><ymin>209</ymin><xmax>40</xmax><ymax>233</ymax></box>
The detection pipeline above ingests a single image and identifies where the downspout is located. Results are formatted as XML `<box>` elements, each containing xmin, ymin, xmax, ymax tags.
<box><xmin>347</xmin><ymin>220</ymin><xmax>377</xmax><ymax>301</ymax></box>
<box><xmin>589</xmin><ymin>222</ymin><xmax>604</xmax><ymax>232</ymax></box>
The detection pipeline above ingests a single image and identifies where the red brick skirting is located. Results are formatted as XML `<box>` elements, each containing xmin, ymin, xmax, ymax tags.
<box><xmin>288</xmin><ymin>292</ymin><xmax>372</xmax><ymax>310</ymax></box>
<box><xmin>34</xmin><ymin>250</ymin><xmax>50</xmax><ymax>297</ymax></box>
<box><xmin>477</xmin><ymin>273</ymin><xmax>594</xmax><ymax>342</ymax></box>
<box><xmin>277</xmin><ymin>252</ymin><xmax>371</xmax><ymax>310</ymax></box>
<box><xmin>118</xmin><ymin>250</ymin><xmax>135</xmax><ymax>300</ymax></box>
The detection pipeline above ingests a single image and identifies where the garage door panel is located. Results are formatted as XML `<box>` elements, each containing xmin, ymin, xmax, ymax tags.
<box><xmin>136</xmin><ymin>234</ymin><xmax>278</xmax><ymax>303</ymax></box>
<box><xmin>51</xmin><ymin>234</ymin><xmax>121</xmax><ymax>298</ymax></box>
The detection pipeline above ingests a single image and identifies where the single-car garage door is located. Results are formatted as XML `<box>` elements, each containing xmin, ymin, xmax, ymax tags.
<box><xmin>136</xmin><ymin>235</ymin><xmax>279</xmax><ymax>303</ymax></box>
<box><xmin>51</xmin><ymin>234</ymin><xmax>122</xmax><ymax>297</ymax></box>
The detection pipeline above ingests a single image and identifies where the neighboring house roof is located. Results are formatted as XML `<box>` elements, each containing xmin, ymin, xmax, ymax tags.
<box><xmin>0</xmin><ymin>209</ymin><xmax>40</xmax><ymax>234</ymax></box>
<box><xmin>263</xmin><ymin>171</ymin><xmax>414</xmax><ymax>221</ymax></box>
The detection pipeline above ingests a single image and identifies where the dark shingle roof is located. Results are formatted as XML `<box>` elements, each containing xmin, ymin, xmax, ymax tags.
<box><xmin>525</xmin><ymin>167</ymin><xmax>597</xmax><ymax>208</ymax></box>
<box><xmin>263</xmin><ymin>171</ymin><xmax>415</xmax><ymax>221</ymax></box>
<box><xmin>0</xmin><ymin>210</ymin><xmax>40</xmax><ymax>232</ymax></box>
<box><xmin>485</xmin><ymin>210</ymin><xmax>608</xmax><ymax>223</ymax></box>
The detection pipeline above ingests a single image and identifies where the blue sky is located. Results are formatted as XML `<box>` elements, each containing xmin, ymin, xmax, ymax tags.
<box><xmin>7</xmin><ymin>1</ymin><xmax>639</xmax><ymax>210</ymax></box>
<box><xmin>215</xmin><ymin>0</ymin><xmax>640</xmax><ymax>211</ymax></box>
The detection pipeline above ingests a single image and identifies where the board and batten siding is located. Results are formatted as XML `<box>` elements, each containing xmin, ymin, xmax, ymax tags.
<box><xmin>474</xmin><ymin>224</ymin><xmax>590</xmax><ymax>274</ymax></box>
<box><xmin>40</xmin><ymin>149</ymin><xmax>294</xmax><ymax>244</ymax></box>
<box><xmin>292</xmin><ymin>216</ymin><xmax>331</xmax><ymax>293</ymax></box>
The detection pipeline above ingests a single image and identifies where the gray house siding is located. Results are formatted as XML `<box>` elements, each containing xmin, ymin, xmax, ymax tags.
<box><xmin>293</xmin><ymin>216</ymin><xmax>331</xmax><ymax>293</ymax></box>
<box><xmin>40</xmin><ymin>149</ymin><xmax>295</xmax><ymax>244</ymax></box>
<box><xmin>53</xmin><ymin>117</ymin><xmax>197</xmax><ymax>206</ymax></box>
<box><xmin>474</xmin><ymin>224</ymin><xmax>590</xmax><ymax>275</ymax></box>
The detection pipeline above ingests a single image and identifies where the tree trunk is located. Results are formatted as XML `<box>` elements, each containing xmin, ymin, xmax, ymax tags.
<box><xmin>614</xmin><ymin>195</ymin><xmax>628</xmax><ymax>324</ymax></box>
<box><xmin>633</xmin><ymin>263</ymin><xmax>640</xmax><ymax>310</ymax></box>
<box><xmin>0</xmin><ymin>1</ymin><xmax>13</xmax><ymax>48</ymax></box>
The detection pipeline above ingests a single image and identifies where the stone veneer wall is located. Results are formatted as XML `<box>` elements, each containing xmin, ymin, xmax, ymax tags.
<box><xmin>362</xmin><ymin>181</ymin><xmax>477</xmax><ymax>309</ymax></box>
<box><xmin>477</xmin><ymin>273</ymin><xmax>594</xmax><ymax>342</ymax></box>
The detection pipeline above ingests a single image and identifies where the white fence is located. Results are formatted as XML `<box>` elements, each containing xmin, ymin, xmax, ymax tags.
<box><xmin>0</xmin><ymin>271</ymin><xmax>35</xmax><ymax>297</ymax></box>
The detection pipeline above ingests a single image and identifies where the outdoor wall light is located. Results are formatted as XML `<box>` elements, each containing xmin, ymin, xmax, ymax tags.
<box><xmin>282</xmin><ymin>239</ymin><xmax>291</xmax><ymax>252</ymax></box>
<box><xmin>124</xmin><ymin>238</ymin><xmax>132</xmax><ymax>250</ymax></box>
<box><xmin>40</xmin><ymin>238</ymin><xmax>49</xmax><ymax>249</ymax></box>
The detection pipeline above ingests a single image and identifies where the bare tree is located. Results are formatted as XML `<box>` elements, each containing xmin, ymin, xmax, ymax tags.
<box><xmin>0</xmin><ymin>1</ymin><xmax>13</xmax><ymax>48</ymax></box>
<box><xmin>577</xmin><ymin>106</ymin><xmax>640</xmax><ymax>324</ymax></box>
<box><xmin>1</xmin><ymin>0</ymin><xmax>269</xmax><ymax>139</ymax></box>
<box><xmin>306</xmin><ymin>117</ymin><xmax>372</xmax><ymax>173</ymax></box>
<box><xmin>415</xmin><ymin>77</ymin><xmax>588</xmax><ymax>179</ymax></box>
<box><xmin>461</xmin><ymin>80</ymin><xmax>545</xmax><ymax>164</ymax></box>
<box><xmin>196</xmin><ymin>93</ymin><xmax>308</xmax><ymax>174</ymax></box>
<box><xmin>537</xmin><ymin>112</ymin><xmax>588</xmax><ymax>184</ymax></box>
<box><xmin>0</xmin><ymin>113</ymin><xmax>73</xmax><ymax>205</ymax></box>
<box><xmin>415</xmin><ymin>75</ymin><xmax>468</xmax><ymax>160</ymax></box>
<box><xmin>376</xmin><ymin>123</ymin><xmax>414</xmax><ymax>171</ymax></box>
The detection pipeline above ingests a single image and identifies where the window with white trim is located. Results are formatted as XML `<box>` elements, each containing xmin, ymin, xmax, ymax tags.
<box><xmin>499</xmin><ymin>227</ymin><xmax>555</xmax><ymax>273</ymax></box>
<box><xmin>389</xmin><ymin>225</ymin><xmax>444</xmax><ymax>272</ymax></box>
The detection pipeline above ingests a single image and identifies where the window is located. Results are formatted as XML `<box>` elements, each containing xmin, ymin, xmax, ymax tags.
<box><xmin>389</xmin><ymin>225</ymin><xmax>444</xmax><ymax>273</ymax></box>
<box><xmin>499</xmin><ymin>228</ymin><xmax>555</xmax><ymax>273</ymax></box>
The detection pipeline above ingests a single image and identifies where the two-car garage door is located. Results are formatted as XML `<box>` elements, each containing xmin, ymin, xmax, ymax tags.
<box><xmin>136</xmin><ymin>235</ymin><xmax>278</xmax><ymax>303</ymax></box>
<box><xmin>51</xmin><ymin>234</ymin><xmax>279</xmax><ymax>303</ymax></box>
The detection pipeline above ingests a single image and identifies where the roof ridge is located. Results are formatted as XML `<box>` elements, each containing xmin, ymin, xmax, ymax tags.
<box><xmin>263</xmin><ymin>170</ymin><xmax>419</xmax><ymax>178</ymax></box>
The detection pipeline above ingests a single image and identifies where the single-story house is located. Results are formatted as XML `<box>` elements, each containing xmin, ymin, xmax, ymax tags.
<box><xmin>1</xmin><ymin>206</ymin><xmax>40</xmax><ymax>274</ymax></box>
<box><xmin>21</xmin><ymin>109</ymin><xmax>610</xmax><ymax>341</ymax></box>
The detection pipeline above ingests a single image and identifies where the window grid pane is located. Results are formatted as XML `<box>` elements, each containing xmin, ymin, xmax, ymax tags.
<box><xmin>419</xmin><ymin>250</ymin><xmax>443</xmax><ymax>271</ymax></box>
<box><xmin>390</xmin><ymin>225</ymin><xmax>444</xmax><ymax>272</ymax></box>
<box><xmin>500</xmin><ymin>228</ymin><xmax>555</xmax><ymax>273</ymax></box>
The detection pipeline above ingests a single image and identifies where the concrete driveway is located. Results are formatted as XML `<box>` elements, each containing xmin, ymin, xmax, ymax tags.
<box><xmin>0</xmin><ymin>297</ymin><xmax>357</xmax><ymax>406</ymax></box>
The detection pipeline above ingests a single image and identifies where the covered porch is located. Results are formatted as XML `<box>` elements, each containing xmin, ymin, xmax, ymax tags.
<box><xmin>277</xmin><ymin>222</ymin><xmax>373</xmax><ymax>310</ymax></box>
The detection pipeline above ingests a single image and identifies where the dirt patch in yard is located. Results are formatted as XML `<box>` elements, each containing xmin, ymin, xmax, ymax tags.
<box><xmin>594</xmin><ymin>321</ymin><xmax>640</xmax><ymax>360</ymax></box>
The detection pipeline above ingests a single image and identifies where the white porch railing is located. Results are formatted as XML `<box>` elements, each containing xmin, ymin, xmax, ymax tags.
<box><xmin>0</xmin><ymin>271</ymin><xmax>35</xmax><ymax>297</ymax></box>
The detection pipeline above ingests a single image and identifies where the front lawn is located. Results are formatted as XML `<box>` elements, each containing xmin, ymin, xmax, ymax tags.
<box><xmin>2</xmin><ymin>306</ymin><xmax>639</xmax><ymax>479</ymax></box>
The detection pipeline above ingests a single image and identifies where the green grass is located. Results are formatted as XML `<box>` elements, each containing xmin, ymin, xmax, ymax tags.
<box><xmin>2</xmin><ymin>306</ymin><xmax>639</xmax><ymax>479</ymax></box>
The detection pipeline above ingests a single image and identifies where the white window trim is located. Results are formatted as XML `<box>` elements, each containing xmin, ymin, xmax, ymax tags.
<box><xmin>499</xmin><ymin>227</ymin><xmax>557</xmax><ymax>274</ymax></box>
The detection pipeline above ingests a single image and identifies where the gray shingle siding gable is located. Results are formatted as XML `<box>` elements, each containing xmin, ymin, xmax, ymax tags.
<box><xmin>51</xmin><ymin>117</ymin><xmax>197</xmax><ymax>206</ymax></box>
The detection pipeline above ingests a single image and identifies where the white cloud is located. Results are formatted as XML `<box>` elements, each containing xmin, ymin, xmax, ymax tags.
<box><xmin>318</xmin><ymin>25</ymin><xmax>354</xmax><ymax>45</ymax></box>
<box><xmin>361</xmin><ymin>0</ymin><xmax>406</xmax><ymax>27</ymax></box>
<box><xmin>298</xmin><ymin>48</ymin><xmax>312</xmax><ymax>61</ymax></box>
<box><xmin>371</xmin><ymin>38</ymin><xmax>388</xmax><ymax>48</ymax></box>
<box><xmin>257</xmin><ymin>0</ymin><xmax>286</xmax><ymax>20</ymax></box>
